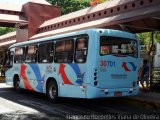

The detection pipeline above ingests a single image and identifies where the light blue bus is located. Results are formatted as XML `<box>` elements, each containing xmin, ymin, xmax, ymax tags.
<box><xmin>5</xmin><ymin>29</ymin><xmax>140</xmax><ymax>102</ymax></box>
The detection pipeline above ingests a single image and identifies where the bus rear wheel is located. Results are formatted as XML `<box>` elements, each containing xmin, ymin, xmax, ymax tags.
<box><xmin>47</xmin><ymin>81</ymin><xmax>58</xmax><ymax>103</ymax></box>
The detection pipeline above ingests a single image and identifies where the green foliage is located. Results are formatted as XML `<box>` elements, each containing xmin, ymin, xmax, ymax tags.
<box><xmin>0</xmin><ymin>27</ymin><xmax>15</xmax><ymax>36</ymax></box>
<box><xmin>154</xmin><ymin>31</ymin><xmax>160</xmax><ymax>43</ymax></box>
<box><xmin>47</xmin><ymin>0</ymin><xmax>90</xmax><ymax>15</ymax></box>
<box><xmin>137</xmin><ymin>31</ymin><xmax>160</xmax><ymax>45</ymax></box>
<box><xmin>137</xmin><ymin>32</ymin><xmax>151</xmax><ymax>45</ymax></box>
<box><xmin>47</xmin><ymin>0</ymin><xmax>107</xmax><ymax>15</ymax></box>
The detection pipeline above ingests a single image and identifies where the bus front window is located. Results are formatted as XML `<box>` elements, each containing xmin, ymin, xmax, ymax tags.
<box><xmin>100</xmin><ymin>36</ymin><xmax>138</xmax><ymax>58</ymax></box>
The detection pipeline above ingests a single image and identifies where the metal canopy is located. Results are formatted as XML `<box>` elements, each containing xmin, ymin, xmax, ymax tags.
<box><xmin>0</xmin><ymin>14</ymin><xmax>28</xmax><ymax>27</ymax></box>
<box><xmin>37</xmin><ymin>0</ymin><xmax>160</xmax><ymax>35</ymax></box>
<box><xmin>31</xmin><ymin>2</ymin><xmax>160</xmax><ymax>39</ymax></box>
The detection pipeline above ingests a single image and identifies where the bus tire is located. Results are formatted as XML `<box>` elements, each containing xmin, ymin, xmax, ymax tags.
<box><xmin>47</xmin><ymin>80</ymin><xmax>58</xmax><ymax>103</ymax></box>
<box><xmin>13</xmin><ymin>75</ymin><xmax>22</xmax><ymax>93</ymax></box>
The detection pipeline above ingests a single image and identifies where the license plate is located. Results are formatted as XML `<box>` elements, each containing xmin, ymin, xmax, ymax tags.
<box><xmin>114</xmin><ymin>91</ymin><xmax>122</xmax><ymax>97</ymax></box>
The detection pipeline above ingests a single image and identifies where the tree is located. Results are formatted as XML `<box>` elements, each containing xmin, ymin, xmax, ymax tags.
<box><xmin>47</xmin><ymin>0</ymin><xmax>107</xmax><ymax>15</ymax></box>
<box><xmin>90</xmin><ymin>0</ymin><xmax>106</xmax><ymax>6</ymax></box>
<box><xmin>0</xmin><ymin>27</ymin><xmax>15</xmax><ymax>36</ymax></box>
<box><xmin>154</xmin><ymin>31</ymin><xmax>160</xmax><ymax>43</ymax></box>
<box><xmin>137</xmin><ymin>31</ymin><xmax>160</xmax><ymax>45</ymax></box>
<box><xmin>137</xmin><ymin>32</ymin><xmax>151</xmax><ymax>45</ymax></box>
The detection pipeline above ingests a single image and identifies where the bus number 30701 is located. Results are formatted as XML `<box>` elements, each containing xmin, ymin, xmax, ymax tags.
<box><xmin>100</xmin><ymin>60</ymin><xmax>115</xmax><ymax>67</ymax></box>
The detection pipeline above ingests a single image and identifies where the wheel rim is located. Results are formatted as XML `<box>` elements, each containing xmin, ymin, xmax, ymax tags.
<box><xmin>49</xmin><ymin>85</ymin><xmax>57</xmax><ymax>99</ymax></box>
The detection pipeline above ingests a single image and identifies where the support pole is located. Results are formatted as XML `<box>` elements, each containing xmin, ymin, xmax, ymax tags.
<box><xmin>149</xmin><ymin>31</ymin><xmax>155</xmax><ymax>90</ymax></box>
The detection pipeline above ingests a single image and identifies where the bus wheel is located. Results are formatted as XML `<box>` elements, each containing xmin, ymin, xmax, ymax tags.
<box><xmin>47</xmin><ymin>81</ymin><xmax>58</xmax><ymax>103</ymax></box>
<box><xmin>14</xmin><ymin>76</ymin><xmax>21</xmax><ymax>92</ymax></box>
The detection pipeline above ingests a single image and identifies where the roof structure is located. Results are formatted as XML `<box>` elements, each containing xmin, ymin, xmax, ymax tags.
<box><xmin>0</xmin><ymin>2</ymin><xmax>22</xmax><ymax>12</ymax></box>
<box><xmin>0</xmin><ymin>31</ymin><xmax>16</xmax><ymax>40</ymax></box>
<box><xmin>40</xmin><ymin>0</ymin><xmax>133</xmax><ymax>27</ymax></box>
<box><xmin>27</xmin><ymin>0</ymin><xmax>52</xmax><ymax>5</ymax></box>
<box><xmin>37</xmin><ymin>0</ymin><xmax>160</xmax><ymax>35</ymax></box>
<box><xmin>0</xmin><ymin>14</ymin><xmax>28</xmax><ymax>27</ymax></box>
<box><xmin>35</xmin><ymin>0</ymin><xmax>160</xmax><ymax>39</ymax></box>
<box><xmin>31</xmin><ymin>3</ymin><xmax>160</xmax><ymax>39</ymax></box>
<box><xmin>0</xmin><ymin>2</ymin><xmax>27</xmax><ymax>27</ymax></box>
<box><xmin>0</xmin><ymin>31</ymin><xmax>16</xmax><ymax>48</ymax></box>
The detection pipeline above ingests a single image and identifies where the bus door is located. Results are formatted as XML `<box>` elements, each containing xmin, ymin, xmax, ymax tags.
<box><xmin>98</xmin><ymin>36</ymin><xmax>138</xmax><ymax>89</ymax></box>
<box><xmin>5</xmin><ymin>50</ymin><xmax>14</xmax><ymax>85</ymax></box>
<box><xmin>22</xmin><ymin>45</ymin><xmax>40</xmax><ymax>91</ymax></box>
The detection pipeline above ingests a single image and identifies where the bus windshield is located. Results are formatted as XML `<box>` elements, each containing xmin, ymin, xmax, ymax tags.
<box><xmin>100</xmin><ymin>36</ymin><xmax>138</xmax><ymax>57</ymax></box>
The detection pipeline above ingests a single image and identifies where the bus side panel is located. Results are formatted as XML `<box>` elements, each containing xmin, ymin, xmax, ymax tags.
<box><xmin>57</xmin><ymin>63</ymin><xmax>87</xmax><ymax>98</ymax></box>
<box><xmin>18</xmin><ymin>63</ymin><xmax>55</xmax><ymax>93</ymax></box>
<box><xmin>25</xmin><ymin>63</ymin><xmax>46</xmax><ymax>92</ymax></box>
<box><xmin>59</xmin><ymin>84</ymin><xmax>86</xmax><ymax>98</ymax></box>
<box><xmin>18</xmin><ymin>62</ymin><xmax>87</xmax><ymax>98</ymax></box>
<box><xmin>14</xmin><ymin>64</ymin><xmax>41</xmax><ymax>91</ymax></box>
<box><xmin>5</xmin><ymin>67</ymin><xmax>14</xmax><ymax>86</ymax></box>
<box><xmin>86</xmin><ymin>84</ymin><xmax>139</xmax><ymax>98</ymax></box>
<box><xmin>85</xmin><ymin>31</ymin><xmax>100</xmax><ymax>98</ymax></box>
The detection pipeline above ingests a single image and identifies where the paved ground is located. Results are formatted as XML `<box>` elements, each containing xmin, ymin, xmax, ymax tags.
<box><xmin>0</xmin><ymin>83</ymin><xmax>160</xmax><ymax>120</ymax></box>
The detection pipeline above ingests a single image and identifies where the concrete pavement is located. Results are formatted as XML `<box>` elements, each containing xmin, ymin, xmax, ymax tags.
<box><xmin>129</xmin><ymin>90</ymin><xmax>160</xmax><ymax>109</ymax></box>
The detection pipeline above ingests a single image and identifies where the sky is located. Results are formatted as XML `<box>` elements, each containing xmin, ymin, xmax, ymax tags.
<box><xmin>0</xmin><ymin>0</ymin><xmax>28</xmax><ymax>4</ymax></box>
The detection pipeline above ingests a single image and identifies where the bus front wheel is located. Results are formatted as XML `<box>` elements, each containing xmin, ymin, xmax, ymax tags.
<box><xmin>13</xmin><ymin>76</ymin><xmax>21</xmax><ymax>92</ymax></box>
<box><xmin>47</xmin><ymin>81</ymin><xmax>58</xmax><ymax>102</ymax></box>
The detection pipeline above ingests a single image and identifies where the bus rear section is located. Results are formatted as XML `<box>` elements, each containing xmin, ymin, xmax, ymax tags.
<box><xmin>87</xmin><ymin>35</ymin><xmax>140</xmax><ymax>98</ymax></box>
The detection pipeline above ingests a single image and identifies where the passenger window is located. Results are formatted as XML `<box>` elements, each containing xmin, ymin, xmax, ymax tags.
<box><xmin>55</xmin><ymin>40</ymin><xmax>73</xmax><ymax>63</ymax></box>
<box><xmin>75</xmin><ymin>37</ymin><xmax>88</xmax><ymax>63</ymax></box>
<box><xmin>14</xmin><ymin>47</ymin><xmax>25</xmax><ymax>63</ymax></box>
<box><xmin>38</xmin><ymin>43</ymin><xmax>54</xmax><ymax>63</ymax></box>
<box><xmin>25</xmin><ymin>45</ymin><xmax>38</xmax><ymax>63</ymax></box>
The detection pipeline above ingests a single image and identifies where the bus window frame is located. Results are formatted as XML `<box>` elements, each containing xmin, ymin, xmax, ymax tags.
<box><xmin>25</xmin><ymin>44</ymin><xmax>38</xmax><ymax>63</ymax></box>
<box><xmin>54</xmin><ymin>39</ymin><xmax>74</xmax><ymax>63</ymax></box>
<box><xmin>14</xmin><ymin>47</ymin><xmax>26</xmax><ymax>64</ymax></box>
<box><xmin>74</xmin><ymin>36</ymin><xmax>88</xmax><ymax>64</ymax></box>
<box><xmin>38</xmin><ymin>42</ymin><xmax>54</xmax><ymax>63</ymax></box>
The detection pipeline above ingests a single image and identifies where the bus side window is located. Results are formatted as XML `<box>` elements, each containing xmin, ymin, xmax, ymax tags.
<box><xmin>55</xmin><ymin>39</ymin><xmax>73</xmax><ymax>63</ymax></box>
<box><xmin>75</xmin><ymin>37</ymin><xmax>88</xmax><ymax>63</ymax></box>
<box><xmin>14</xmin><ymin>47</ymin><xmax>25</xmax><ymax>63</ymax></box>
<box><xmin>38</xmin><ymin>42</ymin><xmax>54</xmax><ymax>63</ymax></box>
<box><xmin>25</xmin><ymin>45</ymin><xmax>38</xmax><ymax>63</ymax></box>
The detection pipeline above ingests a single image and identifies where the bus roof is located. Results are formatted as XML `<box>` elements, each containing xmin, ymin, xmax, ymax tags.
<box><xmin>9</xmin><ymin>28</ymin><xmax>136</xmax><ymax>49</ymax></box>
